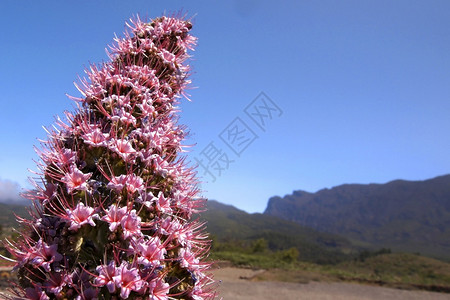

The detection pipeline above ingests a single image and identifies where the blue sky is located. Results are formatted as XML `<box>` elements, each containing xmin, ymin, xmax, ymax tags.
<box><xmin>0</xmin><ymin>1</ymin><xmax>449</xmax><ymax>213</ymax></box>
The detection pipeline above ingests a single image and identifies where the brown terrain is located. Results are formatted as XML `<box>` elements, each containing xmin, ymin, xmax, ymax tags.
<box><xmin>213</xmin><ymin>267</ymin><xmax>450</xmax><ymax>300</ymax></box>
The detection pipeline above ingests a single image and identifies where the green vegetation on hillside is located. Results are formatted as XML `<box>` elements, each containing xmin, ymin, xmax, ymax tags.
<box><xmin>334</xmin><ymin>253</ymin><xmax>450</xmax><ymax>291</ymax></box>
<box><xmin>202</xmin><ymin>200</ymin><xmax>357</xmax><ymax>264</ymax></box>
<box><xmin>211</xmin><ymin>249</ymin><xmax>450</xmax><ymax>293</ymax></box>
<box><xmin>0</xmin><ymin>202</ymin><xmax>28</xmax><ymax>228</ymax></box>
<box><xmin>265</xmin><ymin>174</ymin><xmax>450</xmax><ymax>260</ymax></box>
<box><xmin>0</xmin><ymin>202</ymin><xmax>29</xmax><ymax>266</ymax></box>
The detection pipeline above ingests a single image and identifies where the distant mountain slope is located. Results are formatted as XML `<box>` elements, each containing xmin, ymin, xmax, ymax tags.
<box><xmin>201</xmin><ymin>200</ymin><xmax>360</xmax><ymax>264</ymax></box>
<box><xmin>264</xmin><ymin>174</ymin><xmax>450</xmax><ymax>260</ymax></box>
<box><xmin>0</xmin><ymin>202</ymin><xmax>29</xmax><ymax>228</ymax></box>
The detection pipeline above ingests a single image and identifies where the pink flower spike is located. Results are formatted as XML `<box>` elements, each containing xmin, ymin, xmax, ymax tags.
<box><xmin>9</xmin><ymin>15</ymin><xmax>216</xmax><ymax>299</ymax></box>
<box><xmin>101</xmin><ymin>204</ymin><xmax>127</xmax><ymax>232</ymax></box>
<box><xmin>61</xmin><ymin>166</ymin><xmax>92</xmax><ymax>193</ymax></box>
<box><xmin>66</xmin><ymin>202</ymin><xmax>99</xmax><ymax>231</ymax></box>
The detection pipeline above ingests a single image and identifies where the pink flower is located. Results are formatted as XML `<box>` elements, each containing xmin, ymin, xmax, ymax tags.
<box><xmin>148</xmin><ymin>277</ymin><xmax>170</xmax><ymax>300</ymax></box>
<box><xmin>58</xmin><ymin>148</ymin><xmax>78</xmax><ymax>167</ymax></box>
<box><xmin>190</xmin><ymin>284</ymin><xmax>208</xmax><ymax>300</ymax></box>
<box><xmin>158</xmin><ymin>217</ymin><xmax>189</xmax><ymax>245</ymax></box>
<box><xmin>134</xmin><ymin>236</ymin><xmax>166</xmax><ymax>267</ymax></box>
<box><xmin>147</xmin><ymin>130</ymin><xmax>166</xmax><ymax>152</ymax></box>
<box><xmin>41</xmin><ymin>147</ymin><xmax>77</xmax><ymax>167</ymax></box>
<box><xmin>102</xmin><ymin>94</ymin><xmax>131</xmax><ymax>108</ymax></box>
<box><xmin>158</xmin><ymin>217</ymin><xmax>180</xmax><ymax>235</ymax></box>
<box><xmin>29</xmin><ymin>239</ymin><xmax>63</xmax><ymax>272</ymax></box>
<box><xmin>178</xmin><ymin>248</ymin><xmax>200</xmax><ymax>271</ymax></box>
<box><xmin>111</xmin><ymin>107</ymin><xmax>137</xmax><ymax>126</ymax></box>
<box><xmin>137</xmin><ymin>191</ymin><xmax>157</xmax><ymax>209</ymax></box>
<box><xmin>150</xmin><ymin>154</ymin><xmax>171</xmax><ymax>177</ymax></box>
<box><xmin>106</xmin><ymin>174</ymin><xmax>128</xmax><ymax>191</ymax></box>
<box><xmin>61</xmin><ymin>166</ymin><xmax>92</xmax><ymax>193</ymax></box>
<box><xmin>66</xmin><ymin>202</ymin><xmax>99</xmax><ymax>231</ymax></box>
<box><xmin>43</xmin><ymin>271</ymin><xmax>69</xmax><ymax>295</ymax></box>
<box><xmin>124</xmin><ymin>65</ymin><xmax>158</xmax><ymax>87</ymax></box>
<box><xmin>83</xmin><ymin>127</ymin><xmax>109</xmax><ymax>147</ymax></box>
<box><xmin>155</xmin><ymin>191</ymin><xmax>171</xmax><ymax>214</ymax></box>
<box><xmin>107</xmin><ymin>173</ymin><xmax>145</xmax><ymax>194</ymax></box>
<box><xmin>42</xmin><ymin>182</ymin><xmax>57</xmax><ymax>205</ymax></box>
<box><xmin>110</xmin><ymin>138</ymin><xmax>136</xmax><ymax>162</ymax></box>
<box><xmin>121</xmin><ymin>209</ymin><xmax>142</xmax><ymax>239</ymax></box>
<box><xmin>102</xmin><ymin>204</ymin><xmax>127</xmax><ymax>232</ymax></box>
<box><xmin>137</xmin><ymin>191</ymin><xmax>171</xmax><ymax>214</ymax></box>
<box><xmin>113</xmin><ymin>262</ymin><xmax>145</xmax><ymax>299</ymax></box>
<box><xmin>124</xmin><ymin>174</ymin><xmax>145</xmax><ymax>194</ymax></box>
<box><xmin>137</xmin><ymin>100</ymin><xmax>156</xmax><ymax>118</ymax></box>
<box><xmin>159</xmin><ymin>49</ymin><xmax>176</xmax><ymax>70</ymax></box>
<box><xmin>94</xmin><ymin>261</ymin><xmax>118</xmax><ymax>293</ymax></box>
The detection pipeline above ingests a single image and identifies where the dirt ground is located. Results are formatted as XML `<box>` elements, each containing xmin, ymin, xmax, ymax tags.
<box><xmin>1</xmin><ymin>267</ymin><xmax>449</xmax><ymax>299</ymax></box>
<box><xmin>213</xmin><ymin>267</ymin><xmax>450</xmax><ymax>300</ymax></box>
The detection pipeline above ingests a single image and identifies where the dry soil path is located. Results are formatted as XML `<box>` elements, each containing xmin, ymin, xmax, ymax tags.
<box><xmin>213</xmin><ymin>267</ymin><xmax>450</xmax><ymax>300</ymax></box>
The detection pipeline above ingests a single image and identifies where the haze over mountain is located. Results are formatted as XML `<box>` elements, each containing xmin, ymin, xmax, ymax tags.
<box><xmin>0</xmin><ymin>179</ymin><xmax>28</xmax><ymax>205</ymax></box>
<box><xmin>264</xmin><ymin>174</ymin><xmax>450</xmax><ymax>260</ymax></box>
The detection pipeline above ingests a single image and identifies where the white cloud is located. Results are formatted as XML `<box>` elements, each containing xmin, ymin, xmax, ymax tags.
<box><xmin>0</xmin><ymin>179</ymin><xmax>27</xmax><ymax>203</ymax></box>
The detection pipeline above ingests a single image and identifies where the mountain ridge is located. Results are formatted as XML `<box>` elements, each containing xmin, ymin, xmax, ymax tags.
<box><xmin>264</xmin><ymin>174</ymin><xmax>450</xmax><ymax>260</ymax></box>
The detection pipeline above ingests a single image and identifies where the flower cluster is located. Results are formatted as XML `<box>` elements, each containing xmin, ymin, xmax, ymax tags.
<box><xmin>5</xmin><ymin>15</ymin><xmax>215</xmax><ymax>299</ymax></box>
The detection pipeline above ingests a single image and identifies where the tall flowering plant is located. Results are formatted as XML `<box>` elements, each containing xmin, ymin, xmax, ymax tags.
<box><xmin>4</xmin><ymin>16</ymin><xmax>215</xmax><ymax>299</ymax></box>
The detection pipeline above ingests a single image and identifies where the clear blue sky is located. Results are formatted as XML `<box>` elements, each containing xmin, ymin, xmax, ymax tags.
<box><xmin>1</xmin><ymin>1</ymin><xmax>449</xmax><ymax>213</ymax></box>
